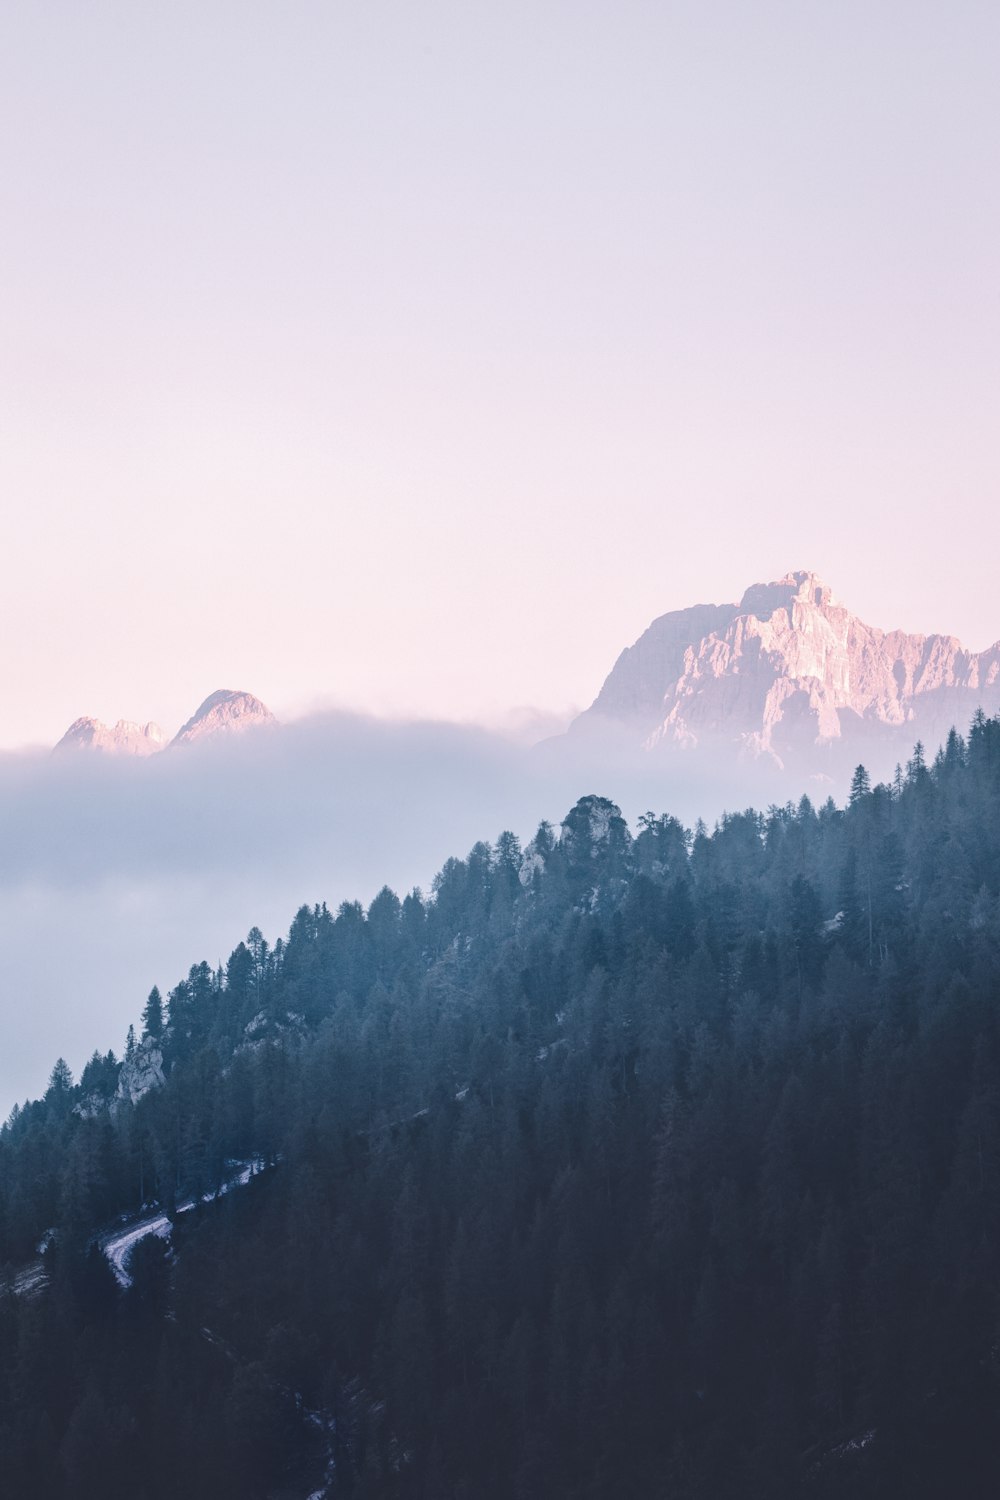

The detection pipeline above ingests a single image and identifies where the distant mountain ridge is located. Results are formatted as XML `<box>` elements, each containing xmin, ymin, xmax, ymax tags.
<box><xmin>572</xmin><ymin>571</ymin><xmax>1000</xmax><ymax>776</ymax></box>
<box><xmin>54</xmin><ymin>689</ymin><xmax>276</xmax><ymax>756</ymax></box>
<box><xmin>51</xmin><ymin>579</ymin><xmax>1000</xmax><ymax>781</ymax></box>
<box><xmin>53</xmin><ymin>717</ymin><xmax>167</xmax><ymax>757</ymax></box>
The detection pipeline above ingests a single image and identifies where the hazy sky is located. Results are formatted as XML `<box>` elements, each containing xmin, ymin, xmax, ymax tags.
<box><xmin>3</xmin><ymin>2</ymin><xmax>1000</xmax><ymax>747</ymax></box>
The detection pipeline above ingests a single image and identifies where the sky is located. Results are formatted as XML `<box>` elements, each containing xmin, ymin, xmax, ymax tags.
<box><xmin>2</xmin><ymin>3</ymin><xmax>1000</xmax><ymax>1108</ymax></box>
<box><xmin>2</xmin><ymin>2</ymin><xmax>1000</xmax><ymax>749</ymax></box>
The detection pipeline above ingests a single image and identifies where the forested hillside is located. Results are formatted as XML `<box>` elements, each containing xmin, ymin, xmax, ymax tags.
<box><xmin>4</xmin><ymin>714</ymin><xmax>1000</xmax><ymax>1497</ymax></box>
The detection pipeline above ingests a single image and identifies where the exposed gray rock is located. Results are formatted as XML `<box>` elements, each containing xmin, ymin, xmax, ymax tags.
<box><xmin>73</xmin><ymin>1093</ymin><xmax>108</xmax><ymax>1120</ymax></box>
<box><xmin>115</xmin><ymin>1036</ymin><xmax>165</xmax><ymax>1109</ymax></box>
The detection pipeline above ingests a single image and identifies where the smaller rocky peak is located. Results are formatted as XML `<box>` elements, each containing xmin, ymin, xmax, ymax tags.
<box><xmin>739</xmin><ymin>571</ymin><xmax>836</xmax><ymax>621</ymax></box>
<box><xmin>54</xmin><ymin>717</ymin><xmax>166</xmax><ymax>756</ymax></box>
<box><xmin>54</xmin><ymin>716</ymin><xmax>104</xmax><ymax>751</ymax></box>
<box><xmin>171</xmin><ymin>689</ymin><xmax>277</xmax><ymax>747</ymax></box>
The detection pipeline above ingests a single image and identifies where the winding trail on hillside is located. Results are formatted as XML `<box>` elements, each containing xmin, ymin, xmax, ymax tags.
<box><xmin>8</xmin><ymin>1159</ymin><xmax>267</xmax><ymax>1299</ymax></box>
<box><xmin>99</xmin><ymin>1158</ymin><xmax>266</xmax><ymax>1286</ymax></box>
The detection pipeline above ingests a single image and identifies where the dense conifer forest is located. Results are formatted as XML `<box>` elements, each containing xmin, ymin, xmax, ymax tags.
<box><xmin>4</xmin><ymin>713</ymin><xmax>1000</xmax><ymax>1497</ymax></box>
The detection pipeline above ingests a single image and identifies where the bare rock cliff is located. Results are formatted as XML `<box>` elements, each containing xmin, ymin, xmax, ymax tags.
<box><xmin>575</xmin><ymin>571</ymin><xmax>1000</xmax><ymax>771</ymax></box>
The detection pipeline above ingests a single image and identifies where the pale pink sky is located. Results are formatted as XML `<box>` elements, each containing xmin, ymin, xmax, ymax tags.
<box><xmin>2</xmin><ymin>2</ymin><xmax>999</xmax><ymax>748</ymax></box>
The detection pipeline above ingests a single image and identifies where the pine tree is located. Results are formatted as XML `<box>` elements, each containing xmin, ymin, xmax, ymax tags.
<box><xmin>141</xmin><ymin>985</ymin><xmax>164</xmax><ymax>1039</ymax></box>
<box><xmin>849</xmin><ymin>764</ymin><xmax>872</xmax><ymax>806</ymax></box>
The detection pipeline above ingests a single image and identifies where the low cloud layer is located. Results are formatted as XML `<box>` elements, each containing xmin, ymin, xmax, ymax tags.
<box><xmin>0</xmin><ymin>710</ymin><xmax>804</xmax><ymax>1113</ymax></box>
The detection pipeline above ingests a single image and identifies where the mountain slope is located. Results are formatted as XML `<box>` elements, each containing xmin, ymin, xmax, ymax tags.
<box><xmin>5</xmin><ymin>719</ymin><xmax>1000</xmax><ymax>1496</ymax></box>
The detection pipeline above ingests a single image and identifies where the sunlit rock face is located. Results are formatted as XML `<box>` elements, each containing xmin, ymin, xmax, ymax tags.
<box><xmin>170</xmin><ymin>689</ymin><xmax>276</xmax><ymax>746</ymax></box>
<box><xmin>54</xmin><ymin>717</ymin><xmax>166</xmax><ymax>756</ymax></box>
<box><xmin>574</xmin><ymin>571</ymin><xmax>1000</xmax><ymax>774</ymax></box>
<box><xmin>53</xmin><ymin>690</ymin><xmax>276</xmax><ymax>754</ymax></box>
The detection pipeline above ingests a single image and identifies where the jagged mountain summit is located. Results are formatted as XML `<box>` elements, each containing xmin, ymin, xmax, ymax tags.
<box><xmin>53</xmin><ymin>689</ymin><xmax>276</xmax><ymax>755</ymax></box>
<box><xmin>54</xmin><ymin>717</ymin><xmax>166</xmax><ymax>756</ymax></box>
<box><xmin>171</xmin><ymin>689</ymin><xmax>276</xmax><ymax>746</ymax></box>
<box><xmin>572</xmin><ymin>571</ymin><xmax>1000</xmax><ymax>776</ymax></box>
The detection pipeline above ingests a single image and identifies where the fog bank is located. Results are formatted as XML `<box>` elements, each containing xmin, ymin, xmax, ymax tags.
<box><xmin>0</xmin><ymin>710</ymin><xmax>818</xmax><ymax>1113</ymax></box>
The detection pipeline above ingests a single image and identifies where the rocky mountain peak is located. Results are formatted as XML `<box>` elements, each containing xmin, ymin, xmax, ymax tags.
<box><xmin>738</xmin><ymin>570</ymin><xmax>836</xmax><ymax>619</ymax></box>
<box><xmin>54</xmin><ymin>717</ymin><xmax>166</xmax><ymax>757</ymax></box>
<box><xmin>53</xmin><ymin>690</ymin><xmax>276</xmax><ymax>755</ymax></box>
<box><xmin>170</xmin><ymin>689</ymin><xmax>277</xmax><ymax>747</ymax></box>
<box><xmin>573</xmin><ymin>571</ymin><xmax>1000</xmax><ymax>779</ymax></box>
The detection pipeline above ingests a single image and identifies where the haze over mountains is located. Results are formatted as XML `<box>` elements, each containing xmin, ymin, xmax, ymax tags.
<box><xmin>572</xmin><ymin>570</ymin><xmax>1000</xmax><ymax>782</ymax></box>
<box><xmin>53</xmin><ymin>689</ymin><xmax>276</xmax><ymax>756</ymax></box>
<box><xmin>8</xmin><ymin>570</ymin><xmax>999</xmax><ymax>1111</ymax></box>
<box><xmin>51</xmin><ymin>574</ymin><xmax>1000</xmax><ymax>790</ymax></box>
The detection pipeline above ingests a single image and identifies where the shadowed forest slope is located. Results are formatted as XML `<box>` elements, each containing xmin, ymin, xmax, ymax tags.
<box><xmin>3</xmin><ymin>714</ymin><xmax>1000</xmax><ymax>1497</ymax></box>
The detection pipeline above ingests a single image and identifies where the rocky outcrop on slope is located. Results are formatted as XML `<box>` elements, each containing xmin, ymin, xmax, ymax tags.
<box><xmin>115</xmin><ymin>1036</ymin><xmax>165</xmax><ymax>1109</ymax></box>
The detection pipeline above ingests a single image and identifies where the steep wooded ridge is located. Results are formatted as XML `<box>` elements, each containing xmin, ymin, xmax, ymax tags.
<box><xmin>4</xmin><ymin>716</ymin><xmax>1000</xmax><ymax>1497</ymax></box>
<box><xmin>573</xmin><ymin>571</ymin><xmax>1000</xmax><ymax>778</ymax></box>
